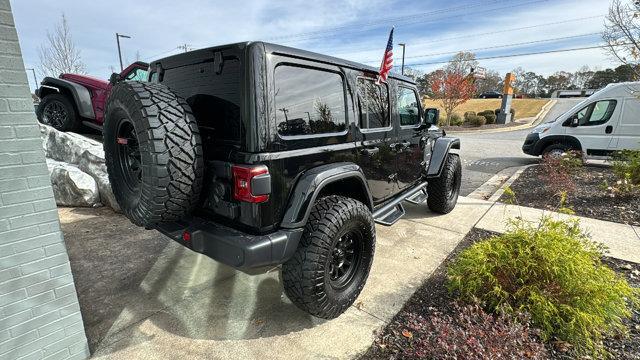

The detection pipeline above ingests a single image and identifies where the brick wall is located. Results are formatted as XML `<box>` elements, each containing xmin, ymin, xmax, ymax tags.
<box><xmin>0</xmin><ymin>1</ymin><xmax>90</xmax><ymax>359</ymax></box>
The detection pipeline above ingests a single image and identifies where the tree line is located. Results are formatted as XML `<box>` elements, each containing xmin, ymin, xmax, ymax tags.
<box><xmin>408</xmin><ymin>61</ymin><xmax>639</xmax><ymax>99</ymax></box>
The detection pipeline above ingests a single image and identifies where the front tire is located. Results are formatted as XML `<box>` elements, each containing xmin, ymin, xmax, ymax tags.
<box><xmin>427</xmin><ymin>153</ymin><xmax>461</xmax><ymax>214</ymax></box>
<box><xmin>282</xmin><ymin>196</ymin><xmax>375</xmax><ymax>319</ymax></box>
<box><xmin>37</xmin><ymin>94</ymin><xmax>79</xmax><ymax>132</ymax></box>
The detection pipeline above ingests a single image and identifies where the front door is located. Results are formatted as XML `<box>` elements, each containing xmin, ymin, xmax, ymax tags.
<box><xmin>394</xmin><ymin>85</ymin><xmax>425</xmax><ymax>191</ymax></box>
<box><xmin>565</xmin><ymin>99</ymin><xmax>618</xmax><ymax>156</ymax></box>
<box><xmin>354</xmin><ymin>77</ymin><xmax>396</xmax><ymax>204</ymax></box>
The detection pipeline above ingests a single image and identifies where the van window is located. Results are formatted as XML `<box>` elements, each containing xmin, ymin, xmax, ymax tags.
<box><xmin>397</xmin><ymin>87</ymin><xmax>421</xmax><ymax>126</ymax></box>
<box><xmin>573</xmin><ymin>100</ymin><xmax>617</xmax><ymax>126</ymax></box>
<box><xmin>274</xmin><ymin>65</ymin><xmax>347</xmax><ymax>137</ymax></box>
<box><xmin>585</xmin><ymin>100</ymin><xmax>616</xmax><ymax>126</ymax></box>
<box><xmin>357</xmin><ymin>78</ymin><xmax>390</xmax><ymax>129</ymax></box>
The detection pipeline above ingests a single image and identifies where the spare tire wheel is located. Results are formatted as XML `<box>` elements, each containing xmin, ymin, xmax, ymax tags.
<box><xmin>103</xmin><ymin>81</ymin><xmax>203</xmax><ymax>227</ymax></box>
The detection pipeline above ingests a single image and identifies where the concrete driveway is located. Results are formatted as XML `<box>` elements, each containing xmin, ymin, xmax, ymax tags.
<box><xmin>58</xmin><ymin>197</ymin><xmax>492</xmax><ymax>359</ymax></box>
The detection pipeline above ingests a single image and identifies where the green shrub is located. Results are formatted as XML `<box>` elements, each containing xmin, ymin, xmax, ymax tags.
<box><xmin>479</xmin><ymin>111</ymin><xmax>497</xmax><ymax>124</ymax></box>
<box><xmin>613</xmin><ymin>149</ymin><xmax>640</xmax><ymax>185</ymax></box>
<box><xmin>450</xmin><ymin>113</ymin><xmax>464</xmax><ymax>126</ymax></box>
<box><xmin>463</xmin><ymin>111</ymin><xmax>476</xmax><ymax>120</ymax></box>
<box><xmin>467</xmin><ymin>115</ymin><xmax>486</xmax><ymax>127</ymax></box>
<box><xmin>448</xmin><ymin>217</ymin><xmax>639</xmax><ymax>357</ymax></box>
<box><xmin>604</xmin><ymin>149</ymin><xmax>640</xmax><ymax>196</ymax></box>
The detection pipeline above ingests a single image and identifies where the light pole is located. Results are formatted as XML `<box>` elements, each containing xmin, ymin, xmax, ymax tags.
<box><xmin>398</xmin><ymin>43</ymin><xmax>406</xmax><ymax>75</ymax></box>
<box><xmin>25</xmin><ymin>68</ymin><xmax>37</xmax><ymax>90</ymax></box>
<box><xmin>115</xmin><ymin>33</ymin><xmax>131</xmax><ymax>71</ymax></box>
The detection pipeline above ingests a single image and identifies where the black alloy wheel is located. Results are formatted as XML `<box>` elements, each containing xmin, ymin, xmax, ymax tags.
<box><xmin>114</xmin><ymin>118</ymin><xmax>142</xmax><ymax>193</ymax></box>
<box><xmin>42</xmin><ymin>100</ymin><xmax>68</xmax><ymax>129</ymax></box>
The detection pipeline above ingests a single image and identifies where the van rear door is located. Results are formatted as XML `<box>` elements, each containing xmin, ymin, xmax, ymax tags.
<box><xmin>614</xmin><ymin>97</ymin><xmax>640</xmax><ymax>151</ymax></box>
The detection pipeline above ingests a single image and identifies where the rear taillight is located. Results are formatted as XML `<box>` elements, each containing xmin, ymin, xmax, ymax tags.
<box><xmin>232</xmin><ymin>165</ymin><xmax>270</xmax><ymax>203</ymax></box>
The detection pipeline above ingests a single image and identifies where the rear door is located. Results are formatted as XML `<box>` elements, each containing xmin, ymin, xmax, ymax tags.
<box><xmin>394</xmin><ymin>84</ymin><xmax>425</xmax><ymax>191</ymax></box>
<box><xmin>354</xmin><ymin>76</ymin><xmax>396</xmax><ymax>203</ymax></box>
<box><xmin>614</xmin><ymin>97</ymin><xmax>640</xmax><ymax>151</ymax></box>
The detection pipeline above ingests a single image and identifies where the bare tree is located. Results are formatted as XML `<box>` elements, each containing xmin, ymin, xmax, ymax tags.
<box><xmin>603</xmin><ymin>0</ymin><xmax>640</xmax><ymax>78</ymax></box>
<box><xmin>445</xmin><ymin>52</ymin><xmax>479</xmax><ymax>76</ymax></box>
<box><xmin>38</xmin><ymin>14</ymin><xmax>86</xmax><ymax>77</ymax></box>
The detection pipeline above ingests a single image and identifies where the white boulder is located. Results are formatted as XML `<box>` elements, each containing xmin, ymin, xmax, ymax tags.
<box><xmin>46</xmin><ymin>159</ymin><xmax>100</xmax><ymax>207</ymax></box>
<box><xmin>40</xmin><ymin>124</ymin><xmax>120</xmax><ymax>211</ymax></box>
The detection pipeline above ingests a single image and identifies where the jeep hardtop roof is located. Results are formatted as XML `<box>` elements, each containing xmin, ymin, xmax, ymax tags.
<box><xmin>151</xmin><ymin>41</ymin><xmax>416</xmax><ymax>84</ymax></box>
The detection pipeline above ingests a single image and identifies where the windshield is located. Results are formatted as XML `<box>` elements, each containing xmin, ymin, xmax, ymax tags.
<box><xmin>542</xmin><ymin>87</ymin><xmax>614</xmax><ymax>124</ymax></box>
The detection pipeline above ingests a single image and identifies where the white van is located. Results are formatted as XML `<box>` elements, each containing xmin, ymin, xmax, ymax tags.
<box><xmin>523</xmin><ymin>82</ymin><xmax>640</xmax><ymax>158</ymax></box>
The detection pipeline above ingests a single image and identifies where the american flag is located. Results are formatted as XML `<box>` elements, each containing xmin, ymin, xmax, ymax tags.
<box><xmin>377</xmin><ymin>27</ymin><xmax>394</xmax><ymax>84</ymax></box>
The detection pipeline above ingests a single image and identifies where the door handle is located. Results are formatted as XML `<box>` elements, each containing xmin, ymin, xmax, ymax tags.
<box><xmin>360</xmin><ymin>147</ymin><xmax>379</xmax><ymax>156</ymax></box>
<box><xmin>605</xmin><ymin>125</ymin><xmax>613</xmax><ymax>134</ymax></box>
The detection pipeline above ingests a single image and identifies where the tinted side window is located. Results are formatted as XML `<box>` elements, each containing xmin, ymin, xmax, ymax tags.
<box><xmin>397</xmin><ymin>87</ymin><xmax>421</xmax><ymax>126</ymax></box>
<box><xmin>357</xmin><ymin>78</ymin><xmax>390</xmax><ymax>129</ymax></box>
<box><xmin>274</xmin><ymin>65</ymin><xmax>347</xmax><ymax>137</ymax></box>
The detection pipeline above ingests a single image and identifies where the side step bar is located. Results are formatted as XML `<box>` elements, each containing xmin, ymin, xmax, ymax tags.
<box><xmin>82</xmin><ymin>121</ymin><xmax>103</xmax><ymax>132</ymax></box>
<box><xmin>372</xmin><ymin>181</ymin><xmax>428</xmax><ymax>226</ymax></box>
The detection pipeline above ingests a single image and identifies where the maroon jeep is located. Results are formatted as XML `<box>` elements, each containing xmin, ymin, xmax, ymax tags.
<box><xmin>35</xmin><ymin>61</ymin><xmax>148</xmax><ymax>132</ymax></box>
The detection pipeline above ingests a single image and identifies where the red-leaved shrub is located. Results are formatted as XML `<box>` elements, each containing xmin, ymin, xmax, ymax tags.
<box><xmin>539</xmin><ymin>151</ymin><xmax>582</xmax><ymax>194</ymax></box>
<box><xmin>401</xmin><ymin>304</ymin><xmax>547</xmax><ymax>360</ymax></box>
<box><xmin>401</xmin><ymin>305</ymin><xmax>547</xmax><ymax>359</ymax></box>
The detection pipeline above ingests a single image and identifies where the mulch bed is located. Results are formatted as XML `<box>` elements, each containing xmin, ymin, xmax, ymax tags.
<box><xmin>500</xmin><ymin>165</ymin><xmax>640</xmax><ymax>226</ymax></box>
<box><xmin>362</xmin><ymin>228</ymin><xmax>640</xmax><ymax>360</ymax></box>
<box><xmin>441</xmin><ymin>119</ymin><xmax>529</xmax><ymax>132</ymax></box>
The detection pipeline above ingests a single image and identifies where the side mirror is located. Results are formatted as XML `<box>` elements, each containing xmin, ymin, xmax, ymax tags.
<box><xmin>570</xmin><ymin>116</ymin><xmax>579</xmax><ymax>127</ymax></box>
<box><xmin>424</xmin><ymin>108</ymin><xmax>439</xmax><ymax>126</ymax></box>
<box><xmin>109</xmin><ymin>73</ymin><xmax>121</xmax><ymax>85</ymax></box>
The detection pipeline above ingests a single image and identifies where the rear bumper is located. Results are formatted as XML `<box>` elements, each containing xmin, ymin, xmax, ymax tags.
<box><xmin>154</xmin><ymin>217</ymin><xmax>303</xmax><ymax>269</ymax></box>
<box><xmin>522</xmin><ymin>133</ymin><xmax>540</xmax><ymax>156</ymax></box>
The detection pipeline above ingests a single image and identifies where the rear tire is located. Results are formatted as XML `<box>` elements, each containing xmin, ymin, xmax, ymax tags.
<box><xmin>37</xmin><ymin>94</ymin><xmax>80</xmax><ymax>132</ymax></box>
<box><xmin>427</xmin><ymin>153</ymin><xmax>461</xmax><ymax>214</ymax></box>
<box><xmin>282</xmin><ymin>196</ymin><xmax>375</xmax><ymax>319</ymax></box>
<box><xmin>103</xmin><ymin>81</ymin><xmax>203</xmax><ymax>227</ymax></box>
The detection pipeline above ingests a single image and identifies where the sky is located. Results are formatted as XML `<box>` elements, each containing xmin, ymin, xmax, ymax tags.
<box><xmin>11</xmin><ymin>0</ymin><xmax>615</xmax><ymax>91</ymax></box>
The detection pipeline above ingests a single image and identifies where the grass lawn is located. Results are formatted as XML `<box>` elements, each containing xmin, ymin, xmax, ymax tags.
<box><xmin>423</xmin><ymin>98</ymin><xmax>549</xmax><ymax>120</ymax></box>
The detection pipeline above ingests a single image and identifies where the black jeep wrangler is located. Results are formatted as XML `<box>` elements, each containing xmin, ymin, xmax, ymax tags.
<box><xmin>103</xmin><ymin>42</ymin><xmax>461</xmax><ymax>319</ymax></box>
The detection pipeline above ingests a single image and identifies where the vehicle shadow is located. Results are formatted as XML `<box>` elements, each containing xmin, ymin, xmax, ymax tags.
<box><xmin>59</xmin><ymin>207</ymin><xmax>319</xmax><ymax>356</ymax></box>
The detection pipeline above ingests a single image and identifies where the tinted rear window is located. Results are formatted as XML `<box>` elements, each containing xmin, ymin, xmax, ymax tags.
<box><xmin>274</xmin><ymin>65</ymin><xmax>347</xmax><ymax>137</ymax></box>
<box><xmin>158</xmin><ymin>55</ymin><xmax>242</xmax><ymax>144</ymax></box>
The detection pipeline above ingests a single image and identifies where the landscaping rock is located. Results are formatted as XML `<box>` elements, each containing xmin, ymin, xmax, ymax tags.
<box><xmin>40</xmin><ymin>124</ymin><xmax>120</xmax><ymax>211</ymax></box>
<box><xmin>46</xmin><ymin>159</ymin><xmax>100</xmax><ymax>207</ymax></box>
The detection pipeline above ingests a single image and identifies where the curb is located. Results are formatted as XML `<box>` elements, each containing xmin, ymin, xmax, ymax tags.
<box><xmin>487</xmin><ymin>164</ymin><xmax>536</xmax><ymax>202</ymax></box>
<box><xmin>467</xmin><ymin>164</ymin><xmax>537</xmax><ymax>203</ymax></box>
<box><xmin>447</xmin><ymin>99</ymin><xmax>557</xmax><ymax>135</ymax></box>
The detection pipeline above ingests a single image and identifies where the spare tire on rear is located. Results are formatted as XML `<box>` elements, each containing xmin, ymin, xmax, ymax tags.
<box><xmin>103</xmin><ymin>81</ymin><xmax>203</xmax><ymax>227</ymax></box>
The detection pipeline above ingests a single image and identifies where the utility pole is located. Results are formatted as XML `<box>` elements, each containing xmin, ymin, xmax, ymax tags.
<box><xmin>177</xmin><ymin>44</ymin><xmax>191</xmax><ymax>53</ymax></box>
<box><xmin>398</xmin><ymin>43</ymin><xmax>406</xmax><ymax>75</ymax></box>
<box><xmin>25</xmin><ymin>68</ymin><xmax>37</xmax><ymax>91</ymax></box>
<box><xmin>278</xmin><ymin>108</ymin><xmax>289</xmax><ymax>121</ymax></box>
<box><xmin>115</xmin><ymin>33</ymin><xmax>131</xmax><ymax>71</ymax></box>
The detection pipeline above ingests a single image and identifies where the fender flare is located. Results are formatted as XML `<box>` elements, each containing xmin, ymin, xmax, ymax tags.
<box><xmin>533</xmin><ymin>135</ymin><xmax>582</xmax><ymax>155</ymax></box>
<box><xmin>425</xmin><ymin>137</ymin><xmax>460</xmax><ymax>178</ymax></box>
<box><xmin>280</xmin><ymin>162</ymin><xmax>374</xmax><ymax>229</ymax></box>
<box><xmin>37</xmin><ymin>77</ymin><xmax>95</xmax><ymax>119</ymax></box>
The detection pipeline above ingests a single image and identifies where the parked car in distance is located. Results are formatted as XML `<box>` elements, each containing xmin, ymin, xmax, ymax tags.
<box><xmin>478</xmin><ymin>91</ymin><xmax>503</xmax><ymax>99</ymax></box>
<box><xmin>35</xmin><ymin>61</ymin><xmax>149</xmax><ymax>132</ymax></box>
<box><xmin>102</xmin><ymin>41</ymin><xmax>462</xmax><ymax>320</ymax></box>
<box><xmin>523</xmin><ymin>82</ymin><xmax>640</xmax><ymax>158</ymax></box>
